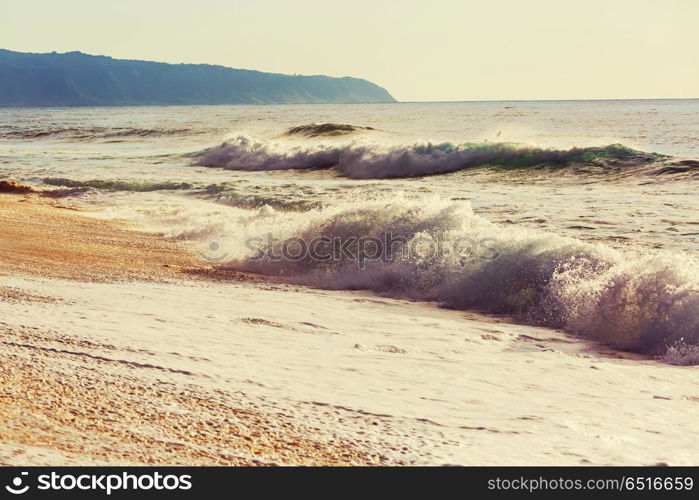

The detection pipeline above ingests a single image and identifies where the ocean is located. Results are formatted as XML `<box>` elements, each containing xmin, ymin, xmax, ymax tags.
<box><xmin>2</xmin><ymin>99</ymin><xmax>698</xmax><ymax>362</ymax></box>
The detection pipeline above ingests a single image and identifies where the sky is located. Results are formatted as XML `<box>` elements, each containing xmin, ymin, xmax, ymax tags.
<box><xmin>1</xmin><ymin>0</ymin><xmax>697</xmax><ymax>102</ymax></box>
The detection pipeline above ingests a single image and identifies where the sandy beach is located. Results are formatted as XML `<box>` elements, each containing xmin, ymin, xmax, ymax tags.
<box><xmin>1</xmin><ymin>192</ymin><xmax>697</xmax><ymax>466</ymax></box>
<box><xmin>0</xmin><ymin>193</ymin><xmax>388</xmax><ymax>465</ymax></box>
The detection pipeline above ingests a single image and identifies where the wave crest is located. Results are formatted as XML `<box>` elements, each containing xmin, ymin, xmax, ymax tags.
<box><xmin>194</xmin><ymin>136</ymin><xmax>663</xmax><ymax>178</ymax></box>
<box><xmin>223</xmin><ymin>197</ymin><xmax>699</xmax><ymax>357</ymax></box>
<box><xmin>194</xmin><ymin>135</ymin><xmax>341</xmax><ymax>171</ymax></box>
<box><xmin>283</xmin><ymin>123</ymin><xmax>376</xmax><ymax>138</ymax></box>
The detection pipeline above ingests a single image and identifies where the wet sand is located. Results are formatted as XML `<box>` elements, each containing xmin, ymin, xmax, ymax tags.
<box><xmin>0</xmin><ymin>194</ymin><xmax>206</xmax><ymax>282</ymax></box>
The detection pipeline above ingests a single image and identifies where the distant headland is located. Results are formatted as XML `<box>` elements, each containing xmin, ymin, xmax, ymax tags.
<box><xmin>0</xmin><ymin>49</ymin><xmax>396</xmax><ymax>107</ymax></box>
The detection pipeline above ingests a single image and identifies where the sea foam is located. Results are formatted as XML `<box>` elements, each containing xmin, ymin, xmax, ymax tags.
<box><xmin>214</xmin><ymin>196</ymin><xmax>699</xmax><ymax>358</ymax></box>
<box><xmin>194</xmin><ymin>135</ymin><xmax>661</xmax><ymax>178</ymax></box>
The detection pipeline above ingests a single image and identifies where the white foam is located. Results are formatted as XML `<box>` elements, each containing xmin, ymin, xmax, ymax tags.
<box><xmin>208</xmin><ymin>195</ymin><xmax>699</xmax><ymax>357</ymax></box>
<box><xmin>194</xmin><ymin>135</ymin><xmax>657</xmax><ymax>179</ymax></box>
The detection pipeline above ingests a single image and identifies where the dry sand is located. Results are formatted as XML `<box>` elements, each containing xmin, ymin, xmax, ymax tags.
<box><xmin>1</xmin><ymin>193</ymin><xmax>698</xmax><ymax>466</ymax></box>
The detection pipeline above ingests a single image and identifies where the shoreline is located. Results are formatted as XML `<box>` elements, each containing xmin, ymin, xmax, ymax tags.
<box><xmin>0</xmin><ymin>193</ymin><xmax>263</xmax><ymax>285</ymax></box>
<box><xmin>1</xmin><ymin>194</ymin><xmax>698</xmax><ymax>466</ymax></box>
<box><xmin>0</xmin><ymin>194</ymin><xmax>389</xmax><ymax>465</ymax></box>
<box><xmin>0</xmin><ymin>193</ymin><xmax>208</xmax><ymax>283</ymax></box>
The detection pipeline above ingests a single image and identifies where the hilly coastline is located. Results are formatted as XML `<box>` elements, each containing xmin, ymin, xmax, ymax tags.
<box><xmin>0</xmin><ymin>49</ymin><xmax>396</xmax><ymax>107</ymax></box>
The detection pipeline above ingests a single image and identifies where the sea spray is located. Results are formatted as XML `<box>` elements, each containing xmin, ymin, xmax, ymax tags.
<box><xmin>194</xmin><ymin>135</ymin><xmax>662</xmax><ymax>178</ymax></box>
<box><xmin>201</xmin><ymin>195</ymin><xmax>699</xmax><ymax>357</ymax></box>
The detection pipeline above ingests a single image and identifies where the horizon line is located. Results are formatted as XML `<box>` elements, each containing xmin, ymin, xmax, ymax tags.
<box><xmin>2</xmin><ymin>97</ymin><xmax>698</xmax><ymax>110</ymax></box>
<box><xmin>398</xmin><ymin>97</ymin><xmax>699</xmax><ymax>104</ymax></box>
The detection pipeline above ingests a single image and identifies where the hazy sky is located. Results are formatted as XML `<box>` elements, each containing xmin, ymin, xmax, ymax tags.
<box><xmin>1</xmin><ymin>0</ymin><xmax>697</xmax><ymax>101</ymax></box>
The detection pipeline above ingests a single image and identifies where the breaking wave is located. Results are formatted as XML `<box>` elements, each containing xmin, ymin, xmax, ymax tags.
<box><xmin>194</xmin><ymin>135</ymin><xmax>341</xmax><ymax>172</ymax></box>
<box><xmin>194</xmin><ymin>135</ymin><xmax>664</xmax><ymax>178</ymax></box>
<box><xmin>216</xmin><ymin>196</ymin><xmax>699</xmax><ymax>359</ymax></box>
